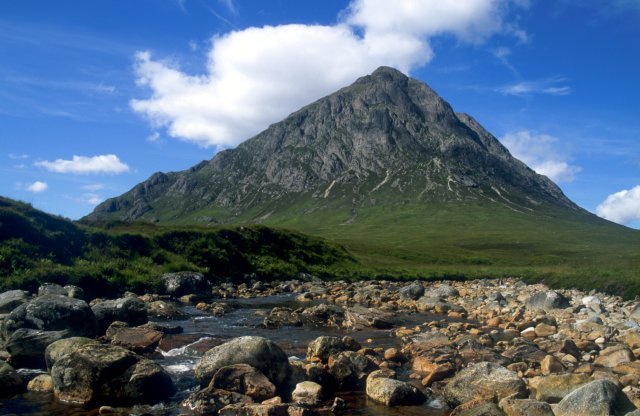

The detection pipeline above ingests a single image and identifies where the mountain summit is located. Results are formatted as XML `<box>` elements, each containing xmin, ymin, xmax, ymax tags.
<box><xmin>87</xmin><ymin>66</ymin><xmax>577</xmax><ymax>225</ymax></box>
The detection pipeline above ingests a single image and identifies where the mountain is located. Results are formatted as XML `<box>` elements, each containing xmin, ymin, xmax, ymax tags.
<box><xmin>86</xmin><ymin>67</ymin><xmax>640</xmax><ymax>294</ymax></box>
<box><xmin>88</xmin><ymin>66</ymin><xmax>577</xmax><ymax>224</ymax></box>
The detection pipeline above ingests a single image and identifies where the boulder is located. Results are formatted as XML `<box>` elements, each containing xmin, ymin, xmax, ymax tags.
<box><xmin>218</xmin><ymin>403</ymin><xmax>289</xmax><ymax>416</ymax></box>
<box><xmin>2</xmin><ymin>295</ymin><xmax>96</xmax><ymax>366</ymax></box>
<box><xmin>45</xmin><ymin>337</ymin><xmax>98</xmax><ymax>370</ymax></box>
<box><xmin>64</xmin><ymin>285</ymin><xmax>85</xmax><ymax>299</ymax></box>
<box><xmin>146</xmin><ymin>300</ymin><xmax>188</xmax><ymax>320</ymax></box>
<box><xmin>182</xmin><ymin>387</ymin><xmax>252</xmax><ymax>414</ymax></box>
<box><xmin>292</xmin><ymin>381</ymin><xmax>323</xmax><ymax>406</ymax></box>
<box><xmin>0</xmin><ymin>360</ymin><xmax>22</xmax><ymax>397</ymax></box>
<box><xmin>0</xmin><ymin>289</ymin><xmax>30</xmax><ymax>313</ymax></box>
<box><xmin>499</xmin><ymin>397</ymin><xmax>554</xmax><ymax>416</ymax></box>
<box><xmin>51</xmin><ymin>343</ymin><xmax>174</xmax><ymax>406</ymax></box>
<box><xmin>211</xmin><ymin>364</ymin><xmax>276</xmax><ymax>402</ymax></box>
<box><xmin>444</xmin><ymin>362</ymin><xmax>527</xmax><ymax>406</ymax></box>
<box><xmin>328</xmin><ymin>350</ymin><xmax>378</xmax><ymax>390</ymax></box>
<box><xmin>344</xmin><ymin>306</ymin><xmax>394</xmax><ymax>329</ymax></box>
<box><xmin>526</xmin><ymin>291</ymin><xmax>570</xmax><ymax>312</ymax></box>
<box><xmin>92</xmin><ymin>297</ymin><xmax>148</xmax><ymax>335</ymax></box>
<box><xmin>451</xmin><ymin>401</ymin><xmax>504</xmax><ymax>416</ymax></box>
<box><xmin>37</xmin><ymin>283</ymin><xmax>68</xmax><ymax>297</ymax></box>
<box><xmin>307</xmin><ymin>336</ymin><xmax>360</xmax><ymax>362</ymax></box>
<box><xmin>195</xmin><ymin>336</ymin><xmax>290</xmax><ymax>388</ymax></box>
<box><xmin>27</xmin><ymin>374</ymin><xmax>54</xmax><ymax>392</ymax></box>
<box><xmin>594</xmin><ymin>345</ymin><xmax>635</xmax><ymax>368</ymax></box>
<box><xmin>110</xmin><ymin>327</ymin><xmax>163</xmax><ymax>354</ymax></box>
<box><xmin>162</xmin><ymin>271</ymin><xmax>209</xmax><ymax>298</ymax></box>
<box><xmin>528</xmin><ymin>373</ymin><xmax>591</xmax><ymax>403</ymax></box>
<box><xmin>398</xmin><ymin>283</ymin><xmax>425</xmax><ymax>300</ymax></box>
<box><xmin>365</xmin><ymin>370</ymin><xmax>426</xmax><ymax>406</ymax></box>
<box><xmin>433</xmin><ymin>284</ymin><xmax>460</xmax><ymax>298</ymax></box>
<box><xmin>554</xmin><ymin>379</ymin><xmax>637</xmax><ymax>416</ymax></box>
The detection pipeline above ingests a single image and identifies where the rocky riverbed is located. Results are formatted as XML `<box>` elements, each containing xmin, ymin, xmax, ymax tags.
<box><xmin>3</xmin><ymin>273</ymin><xmax>640</xmax><ymax>415</ymax></box>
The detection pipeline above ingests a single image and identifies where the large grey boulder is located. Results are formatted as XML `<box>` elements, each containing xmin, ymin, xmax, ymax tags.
<box><xmin>554</xmin><ymin>379</ymin><xmax>636</xmax><ymax>416</ymax></box>
<box><xmin>444</xmin><ymin>362</ymin><xmax>527</xmax><ymax>406</ymax></box>
<box><xmin>195</xmin><ymin>336</ymin><xmax>290</xmax><ymax>388</ymax></box>
<box><xmin>526</xmin><ymin>291</ymin><xmax>570</xmax><ymax>312</ymax></box>
<box><xmin>92</xmin><ymin>296</ymin><xmax>148</xmax><ymax>334</ymax></box>
<box><xmin>365</xmin><ymin>370</ymin><xmax>426</xmax><ymax>406</ymax></box>
<box><xmin>0</xmin><ymin>360</ymin><xmax>22</xmax><ymax>397</ymax></box>
<box><xmin>2</xmin><ymin>295</ymin><xmax>96</xmax><ymax>366</ymax></box>
<box><xmin>51</xmin><ymin>343</ymin><xmax>174</xmax><ymax>406</ymax></box>
<box><xmin>0</xmin><ymin>289</ymin><xmax>30</xmax><ymax>313</ymax></box>
<box><xmin>45</xmin><ymin>337</ymin><xmax>98</xmax><ymax>370</ymax></box>
<box><xmin>307</xmin><ymin>336</ymin><xmax>360</xmax><ymax>362</ymax></box>
<box><xmin>398</xmin><ymin>283</ymin><xmax>425</xmax><ymax>300</ymax></box>
<box><xmin>161</xmin><ymin>271</ymin><xmax>210</xmax><ymax>298</ymax></box>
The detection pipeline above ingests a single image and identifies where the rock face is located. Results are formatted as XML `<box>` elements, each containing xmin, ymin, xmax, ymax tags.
<box><xmin>50</xmin><ymin>343</ymin><xmax>174</xmax><ymax>406</ymax></box>
<box><xmin>554</xmin><ymin>380</ymin><xmax>636</xmax><ymax>416</ymax></box>
<box><xmin>0</xmin><ymin>289</ymin><xmax>30</xmax><ymax>313</ymax></box>
<box><xmin>92</xmin><ymin>297</ymin><xmax>148</xmax><ymax>334</ymax></box>
<box><xmin>444</xmin><ymin>362</ymin><xmax>527</xmax><ymax>406</ymax></box>
<box><xmin>195</xmin><ymin>336</ymin><xmax>290</xmax><ymax>388</ymax></box>
<box><xmin>365</xmin><ymin>370</ymin><xmax>426</xmax><ymax>407</ymax></box>
<box><xmin>161</xmin><ymin>271</ymin><xmax>209</xmax><ymax>297</ymax></box>
<box><xmin>1</xmin><ymin>295</ymin><xmax>96</xmax><ymax>366</ymax></box>
<box><xmin>86</xmin><ymin>66</ymin><xmax>577</xmax><ymax>225</ymax></box>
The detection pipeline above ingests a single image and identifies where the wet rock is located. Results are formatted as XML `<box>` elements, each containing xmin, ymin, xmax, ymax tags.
<box><xmin>398</xmin><ymin>283</ymin><xmax>425</xmax><ymax>300</ymax></box>
<box><xmin>195</xmin><ymin>336</ymin><xmax>290</xmax><ymax>388</ymax></box>
<box><xmin>444</xmin><ymin>362</ymin><xmax>527</xmax><ymax>406</ymax></box>
<box><xmin>211</xmin><ymin>364</ymin><xmax>276</xmax><ymax>402</ymax></box>
<box><xmin>27</xmin><ymin>374</ymin><xmax>53</xmax><ymax>392</ymax></box>
<box><xmin>0</xmin><ymin>289</ymin><xmax>30</xmax><ymax>313</ymax></box>
<box><xmin>140</xmin><ymin>322</ymin><xmax>183</xmax><ymax>335</ymax></box>
<box><xmin>365</xmin><ymin>370</ymin><xmax>426</xmax><ymax>406</ymax></box>
<box><xmin>292</xmin><ymin>381</ymin><xmax>323</xmax><ymax>406</ymax></box>
<box><xmin>307</xmin><ymin>336</ymin><xmax>360</xmax><ymax>362</ymax></box>
<box><xmin>110</xmin><ymin>327</ymin><xmax>163</xmax><ymax>354</ymax></box>
<box><xmin>328</xmin><ymin>350</ymin><xmax>378</xmax><ymax>390</ymax></box>
<box><xmin>498</xmin><ymin>397</ymin><xmax>554</xmax><ymax>416</ymax></box>
<box><xmin>45</xmin><ymin>336</ymin><xmax>98</xmax><ymax>370</ymax></box>
<box><xmin>183</xmin><ymin>387</ymin><xmax>253</xmax><ymax>414</ymax></box>
<box><xmin>2</xmin><ymin>295</ymin><xmax>96</xmax><ymax>366</ymax></box>
<box><xmin>92</xmin><ymin>297</ymin><xmax>148</xmax><ymax>335</ymax></box>
<box><xmin>0</xmin><ymin>360</ymin><xmax>22</xmax><ymax>397</ymax></box>
<box><xmin>344</xmin><ymin>306</ymin><xmax>394</xmax><ymax>329</ymax></box>
<box><xmin>554</xmin><ymin>379</ymin><xmax>637</xmax><ymax>416</ymax></box>
<box><xmin>262</xmin><ymin>307</ymin><xmax>302</xmax><ymax>328</ymax></box>
<box><xmin>146</xmin><ymin>300</ymin><xmax>188</xmax><ymax>320</ymax></box>
<box><xmin>526</xmin><ymin>291</ymin><xmax>570</xmax><ymax>312</ymax></box>
<box><xmin>162</xmin><ymin>271</ymin><xmax>210</xmax><ymax>298</ymax></box>
<box><xmin>51</xmin><ymin>343</ymin><xmax>175</xmax><ymax>406</ymax></box>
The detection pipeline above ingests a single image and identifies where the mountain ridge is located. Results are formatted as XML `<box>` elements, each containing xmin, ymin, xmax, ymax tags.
<box><xmin>86</xmin><ymin>66</ymin><xmax>579</xmax><ymax>225</ymax></box>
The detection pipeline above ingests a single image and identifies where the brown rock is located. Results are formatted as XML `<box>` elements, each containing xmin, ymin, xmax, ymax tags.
<box><xmin>528</xmin><ymin>373</ymin><xmax>591</xmax><ymax>403</ymax></box>
<box><xmin>26</xmin><ymin>374</ymin><xmax>53</xmax><ymax>392</ymax></box>
<box><xmin>540</xmin><ymin>355</ymin><xmax>566</xmax><ymax>375</ymax></box>
<box><xmin>110</xmin><ymin>327</ymin><xmax>163</xmax><ymax>354</ymax></box>
<box><xmin>211</xmin><ymin>364</ymin><xmax>276</xmax><ymax>402</ymax></box>
<box><xmin>535</xmin><ymin>323</ymin><xmax>557</xmax><ymax>338</ymax></box>
<box><xmin>421</xmin><ymin>362</ymin><xmax>455</xmax><ymax>386</ymax></box>
<box><xmin>499</xmin><ymin>397</ymin><xmax>554</xmax><ymax>416</ymax></box>
<box><xmin>594</xmin><ymin>345</ymin><xmax>635</xmax><ymax>368</ymax></box>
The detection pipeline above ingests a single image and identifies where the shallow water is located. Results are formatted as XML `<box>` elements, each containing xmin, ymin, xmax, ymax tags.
<box><xmin>1</xmin><ymin>294</ymin><xmax>455</xmax><ymax>415</ymax></box>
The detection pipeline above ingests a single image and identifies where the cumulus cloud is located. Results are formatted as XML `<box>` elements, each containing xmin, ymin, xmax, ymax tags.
<box><xmin>500</xmin><ymin>130</ymin><xmax>581</xmax><ymax>183</ymax></box>
<box><xmin>131</xmin><ymin>0</ymin><xmax>526</xmax><ymax>148</ymax></box>
<box><xmin>35</xmin><ymin>154</ymin><xmax>130</xmax><ymax>175</ymax></box>
<box><xmin>596</xmin><ymin>186</ymin><xmax>640</xmax><ymax>225</ymax></box>
<box><xmin>26</xmin><ymin>181</ymin><xmax>48</xmax><ymax>193</ymax></box>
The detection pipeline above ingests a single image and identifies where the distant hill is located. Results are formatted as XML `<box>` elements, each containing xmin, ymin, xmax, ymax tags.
<box><xmin>85</xmin><ymin>67</ymin><xmax>640</xmax><ymax>296</ymax></box>
<box><xmin>0</xmin><ymin>196</ymin><xmax>355</xmax><ymax>298</ymax></box>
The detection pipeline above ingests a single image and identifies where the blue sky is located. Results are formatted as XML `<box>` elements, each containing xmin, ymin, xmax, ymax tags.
<box><xmin>1</xmin><ymin>0</ymin><xmax>639</xmax><ymax>227</ymax></box>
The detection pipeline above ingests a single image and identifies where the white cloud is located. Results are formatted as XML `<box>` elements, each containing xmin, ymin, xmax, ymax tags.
<box><xmin>498</xmin><ymin>77</ymin><xmax>571</xmax><ymax>96</ymax></box>
<box><xmin>81</xmin><ymin>183</ymin><xmax>104</xmax><ymax>191</ymax></box>
<box><xmin>500</xmin><ymin>130</ymin><xmax>581</xmax><ymax>183</ymax></box>
<box><xmin>596</xmin><ymin>186</ymin><xmax>640</xmax><ymax>225</ymax></box>
<box><xmin>131</xmin><ymin>0</ymin><xmax>525</xmax><ymax>148</ymax></box>
<box><xmin>26</xmin><ymin>181</ymin><xmax>48</xmax><ymax>193</ymax></box>
<box><xmin>146</xmin><ymin>132</ymin><xmax>161</xmax><ymax>142</ymax></box>
<box><xmin>82</xmin><ymin>193</ymin><xmax>104</xmax><ymax>205</ymax></box>
<box><xmin>8</xmin><ymin>153</ymin><xmax>29</xmax><ymax>160</ymax></box>
<box><xmin>35</xmin><ymin>154</ymin><xmax>130</xmax><ymax>175</ymax></box>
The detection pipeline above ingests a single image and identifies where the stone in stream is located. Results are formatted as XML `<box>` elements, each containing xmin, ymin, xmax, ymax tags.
<box><xmin>27</xmin><ymin>374</ymin><xmax>53</xmax><ymax>392</ymax></box>
<box><xmin>365</xmin><ymin>370</ymin><xmax>426</xmax><ymax>407</ymax></box>
<box><xmin>1</xmin><ymin>294</ymin><xmax>96</xmax><ymax>366</ymax></box>
<box><xmin>450</xmin><ymin>400</ymin><xmax>504</xmax><ymax>416</ymax></box>
<box><xmin>146</xmin><ymin>300</ymin><xmax>189</xmax><ymax>320</ymax></box>
<box><xmin>292</xmin><ymin>381</ymin><xmax>323</xmax><ymax>406</ymax></box>
<box><xmin>50</xmin><ymin>343</ymin><xmax>175</xmax><ymax>406</ymax></box>
<box><xmin>110</xmin><ymin>327</ymin><xmax>164</xmax><ymax>354</ymax></box>
<box><xmin>210</xmin><ymin>364</ymin><xmax>276</xmax><ymax>402</ymax></box>
<box><xmin>0</xmin><ymin>289</ymin><xmax>30</xmax><ymax>313</ymax></box>
<box><xmin>161</xmin><ymin>271</ymin><xmax>210</xmax><ymax>298</ymax></box>
<box><xmin>398</xmin><ymin>283</ymin><xmax>425</xmax><ymax>300</ymax></box>
<box><xmin>328</xmin><ymin>350</ymin><xmax>378</xmax><ymax>390</ymax></box>
<box><xmin>554</xmin><ymin>379</ymin><xmax>637</xmax><ymax>416</ymax></box>
<box><xmin>344</xmin><ymin>306</ymin><xmax>394</xmax><ymax>329</ymax></box>
<box><xmin>307</xmin><ymin>336</ymin><xmax>361</xmax><ymax>362</ymax></box>
<box><xmin>195</xmin><ymin>336</ymin><xmax>290</xmax><ymax>388</ymax></box>
<box><xmin>498</xmin><ymin>397</ymin><xmax>554</xmax><ymax>416</ymax></box>
<box><xmin>525</xmin><ymin>290</ymin><xmax>570</xmax><ymax>312</ymax></box>
<box><xmin>443</xmin><ymin>362</ymin><xmax>527</xmax><ymax>406</ymax></box>
<box><xmin>45</xmin><ymin>336</ymin><xmax>98</xmax><ymax>370</ymax></box>
<box><xmin>182</xmin><ymin>387</ymin><xmax>252</xmax><ymax>414</ymax></box>
<box><xmin>92</xmin><ymin>296</ymin><xmax>148</xmax><ymax>335</ymax></box>
<box><xmin>0</xmin><ymin>360</ymin><xmax>22</xmax><ymax>397</ymax></box>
